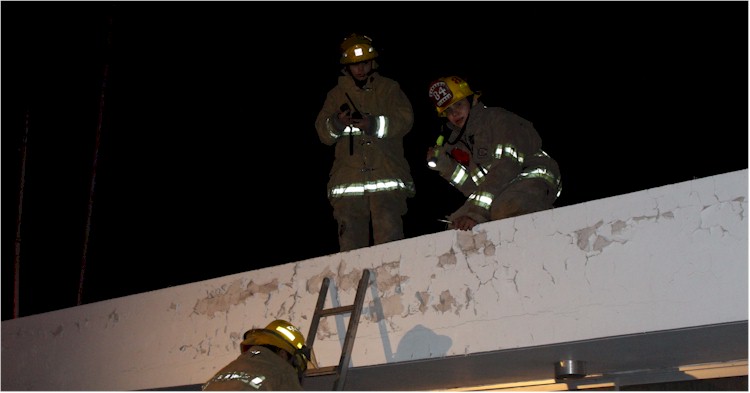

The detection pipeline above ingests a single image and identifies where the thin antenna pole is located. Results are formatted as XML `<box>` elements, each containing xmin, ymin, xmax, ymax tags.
<box><xmin>78</xmin><ymin>13</ymin><xmax>112</xmax><ymax>305</ymax></box>
<box><xmin>13</xmin><ymin>109</ymin><xmax>31</xmax><ymax>319</ymax></box>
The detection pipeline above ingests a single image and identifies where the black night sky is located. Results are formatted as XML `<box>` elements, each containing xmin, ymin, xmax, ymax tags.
<box><xmin>3</xmin><ymin>2</ymin><xmax>748</xmax><ymax>321</ymax></box>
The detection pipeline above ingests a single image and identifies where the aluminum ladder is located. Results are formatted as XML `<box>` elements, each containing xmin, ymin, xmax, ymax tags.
<box><xmin>304</xmin><ymin>269</ymin><xmax>370</xmax><ymax>390</ymax></box>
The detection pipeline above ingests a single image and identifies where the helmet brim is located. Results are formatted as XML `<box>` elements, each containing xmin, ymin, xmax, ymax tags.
<box><xmin>241</xmin><ymin>328</ymin><xmax>316</xmax><ymax>373</ymax></box>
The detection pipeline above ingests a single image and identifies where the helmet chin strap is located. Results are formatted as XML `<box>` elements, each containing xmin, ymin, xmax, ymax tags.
<box><xmin>344</xmin><ymin>63</ymin><xmax>376</xmax><ymax>89</ymax></box>
<box><xmin>353</xmin><ymin>75</ymin><xmax>367</xmax><ymax>89</ymax></box>
<box><xmin>446</xmin><ymin>95</ymin><xmax>474</xmax><ymax>146</ymax></box>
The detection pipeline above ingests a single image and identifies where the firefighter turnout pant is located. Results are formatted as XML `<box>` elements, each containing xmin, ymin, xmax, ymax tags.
<box><xmin>490</xmin><ymin>178</ymin><xmax>556</xmax><ymax>221</ymax></box>
<box><xmin>332</xmin><ymin>191</ymin><xmax>408</xmax><ymax>252</ymax></box>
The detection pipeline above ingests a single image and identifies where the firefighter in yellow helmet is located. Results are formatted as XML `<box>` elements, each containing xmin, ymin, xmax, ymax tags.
<box><xmin>202</xmin><ymin>319</ymin><xmax>316</xmax><ymax>391</ymax></box>
<box><xmin>315</xmin><ymin>33</ymin><xmax>415</xmax><ymax>251</ymax></box>
<box><xmin>426</xmin><ymin>76</ymin><xmax>562</xmax><ymax>230</ymax></box>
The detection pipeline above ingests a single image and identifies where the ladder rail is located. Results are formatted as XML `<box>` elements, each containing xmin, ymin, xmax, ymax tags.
<box><xmin>305</xmin><ymin>277</ymin><xmax>330</xmax><ymax>352</ymax></box>
<box><xmin>333</xmin><ymin>268</ymin><xmax>369</xmax><ymax>390</ymax></box>
<box><xmin>304</xmin><ymin>269</ymin><xmax>371</xmax><ymax>391</ymax></box>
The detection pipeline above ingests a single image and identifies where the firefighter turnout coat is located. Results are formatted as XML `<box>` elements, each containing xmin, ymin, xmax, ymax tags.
<box><xmin>315</xmin><ymin>71</ymin><xmax>415</xmax><ymax>202</ymax></box>
<box><xmin>202</xmin><ymin>345</ymin><xmax>303</xmax><ymax>391</ymax></box>
<box><xmin>431</xmin><ymin>102</ymin><xmax>561</xmax><ymax>225</ymax></box>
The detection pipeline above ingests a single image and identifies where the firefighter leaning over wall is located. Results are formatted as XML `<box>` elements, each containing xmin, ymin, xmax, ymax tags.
<box><xmin>426</xmin><ymin>76</ymin><xmax>562</xmax><ymax>231</ymax></box>
<box><xmin>202</xmin><ymin>319</ymin><xmax>317</xmax><ymax>391</ymax></box>
<box><xmin>314</xmin><ymin>33</ymin><xmax>416</xmax><ymax>252</ymax></box>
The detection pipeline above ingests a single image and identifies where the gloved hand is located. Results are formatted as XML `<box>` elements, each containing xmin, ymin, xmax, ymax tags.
<box><xmin>448</xmin><ymin>206</ymin><xmax>487</xmax><ymax>231</ymax></box>
<box><xmin>449</xmin><ymin>215</ymin><xmax>478</xmax><ymax>231</ymax></box>
<box><xmin>426</xmin><ymin>145</ymin><xmax>450</xmax><ymax>171</ymax></box>
<box><xmin>330</xmin><ymin>109</ymin><xmax>352</xmax><ymax>134</ymax></box>
<box><xmin>353</xmin><ymin>114</ymin><xmax>378</xmax><ymax>136</ymax></box>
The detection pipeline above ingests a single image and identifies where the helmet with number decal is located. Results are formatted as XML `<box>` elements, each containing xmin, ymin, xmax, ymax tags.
<box><xmin>428</xmin><ymin>76</ymin><xmax>476</xmax><ymax>117</ymax></box>
<box><xmin>340</xmin><ymin>33</ymin><xmax>379</xmax><ymax>64</ymax></box>
<box><xmin>241</xmin><ymin>319</ymin><xmax>318</xmax><ymax>375</ymax></box>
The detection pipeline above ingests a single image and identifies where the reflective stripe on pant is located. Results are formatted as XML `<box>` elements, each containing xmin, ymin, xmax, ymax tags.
<box><xmin>332</xmin><ymin>192</ymin><xmax>408</xmax><ymax>252</ymax></box>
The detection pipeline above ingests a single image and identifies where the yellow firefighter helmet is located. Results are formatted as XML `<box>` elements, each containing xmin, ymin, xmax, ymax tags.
<box><xmin>240</xmin><ymin>319</ymin><xmax>317</xmax><ymax>375</ymax></box>
<box><xmin>428</xmin><ymin>76</ymin><xmax>476</xmax><ymax>117</ymax></box>
<box><xmin>340</xmin><ymin>33</ymin><xmax>378</xmax><ymax>64</ymax></box>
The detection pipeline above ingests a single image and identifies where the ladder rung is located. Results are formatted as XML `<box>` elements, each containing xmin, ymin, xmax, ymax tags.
<box><xmin>318</xmin><ymin>304</ymin><xmax>355</xmax><ymax>317</ymax></box>
<box><xmin>305</xmin><ymin>365</ymin><xmax>338</xmax><ymax>377</ymax></box>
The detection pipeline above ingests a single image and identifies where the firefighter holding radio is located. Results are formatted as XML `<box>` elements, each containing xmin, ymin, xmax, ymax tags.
<box><xmin>314</xmin><ymin>33</ymin><xmax>415</xmax><ymax>251</ymax></box>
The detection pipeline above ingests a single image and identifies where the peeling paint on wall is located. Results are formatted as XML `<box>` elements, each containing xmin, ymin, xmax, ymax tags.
<box><xmin>483</xmin><ymin>242</ymin><xmax>496</xmax><ymax>256</ymax></box>
<box><xmin>575</xmin><ymin>211</ymin><xmax>678</xmax><ymax>254</ymax></box>
<box><xmin>374</xmin><ymin>294</ymin><xmax>405</xmax><ymax>320</ymax></box>
<box><xmin>575</xmin><ymin>220</ymin><xmax>603</xmax><ymax>251</ymax></box>
<box><xmin>336</xmin><ymin>261</ymin><xmax>364</xmax><ymax>292</ymax></box>
<box><xmin>179</xmin><ymin>338</ymin><xmax>214</xmax><ymax>359</ymax></box>
<box><xmin>455</xmin><ymin>230</ymin><xmax>497</xmax><ymax>257</ymax></box>
<box><xmin>193</xmin><ymin>278</ymin><xmax>279</xmax><ymax>318</ymax></box>
<box><xmin>437</xmin><ymin>249</ymin><xmax>457</xmax><ymax>268</ymax></box>
<box><xmin>433</xmin><ymin>290</ymin><xmax>457</xmax><ymax>314</ymax></box>
<box><xmin>373</xmin><ymin>263</ymin><xmax>408</xmax><ymax>293</ymax></box>
<box><xmin>457</xmin><ymin>231</ymin><xmax>485</xmax><ymax>253</ymax></box>
<box><xmin>592</xmin><ymin>235</ymin><xmax>613</xmax><ymax>252</ymax></box>
<box><xmin>465</xmin><ymin>288</ymin><xmax>476</xmax><ymax>316</ymax></box>
<box><xmin>417</xmin><ymin>291</ymin><xmax>430</xmax><ymax>313</ymax></box>
<box><xmin>306</xmin><ymin>267</ymin><xmax>336</xmax><ymax>295</ymax></box>
<box><xmin>314</xmin><ymin>317</ymin><xmax>333</xmax><ymax>340</ymax></box>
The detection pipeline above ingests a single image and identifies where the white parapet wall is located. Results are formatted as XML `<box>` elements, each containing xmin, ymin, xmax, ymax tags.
<box><xmin>2</xmin><ymin>170</ymin><xmax>748</xmax><ymax>391</ymax></box>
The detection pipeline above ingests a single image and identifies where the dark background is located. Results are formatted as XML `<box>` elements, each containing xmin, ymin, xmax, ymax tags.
<box><xmin>3</xmin><ymin>2</ymin><xmax>747</xmax><ymax>321</ymax></box>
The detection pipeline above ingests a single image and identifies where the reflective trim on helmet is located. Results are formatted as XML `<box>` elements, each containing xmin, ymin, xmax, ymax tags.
<box><xmin>340</xmin><ymin>34</ymin><xmax>379</xmax><ymax>64</ymax></box>
<box><xmin>341</xmin><ymin>44</ymin><xmax>377</xmax><ymax>64</ymax></box>
<box><xmin>274</xmin><ymin>325</ymin><xmax>300</xmax><ymax>347</ymax></box>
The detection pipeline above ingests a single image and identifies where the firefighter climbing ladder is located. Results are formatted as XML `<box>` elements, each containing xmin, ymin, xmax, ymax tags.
<box><xmin>305</xmin><ymin>269</ymin><xmax>371</xmax><ymax>391</ymax></box>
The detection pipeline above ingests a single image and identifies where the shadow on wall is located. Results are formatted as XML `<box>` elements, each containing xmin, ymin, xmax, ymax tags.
<box><xmin>394</xmin><ymin>324</ymin><xmax>452</xmax><ymax>362</ymax></box>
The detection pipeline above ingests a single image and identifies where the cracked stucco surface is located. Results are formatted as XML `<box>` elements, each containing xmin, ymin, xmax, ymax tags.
<box><xmin>2</xmin><ymin>170</ymin><xmax>747</xmax><ymax>391</ymax></box>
